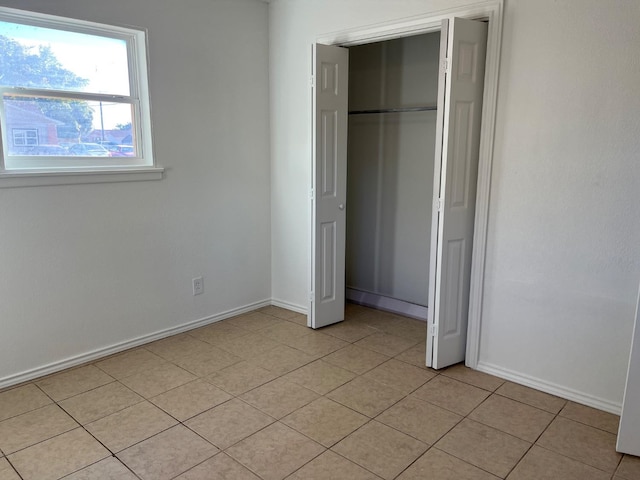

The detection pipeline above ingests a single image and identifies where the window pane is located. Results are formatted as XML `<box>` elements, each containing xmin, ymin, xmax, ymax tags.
<box><xmin>0</xmin><ymin>20</ymin><xmax>130</xmax><ymax>95</ymax></box>
<box><xmin>4</xmin><ymin>95</ymin><xmax>136</xmax><ymax>157</ymax></box>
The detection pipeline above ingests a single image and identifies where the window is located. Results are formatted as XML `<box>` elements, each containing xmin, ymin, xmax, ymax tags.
<box><xmin>0</xmin><ymin>7</ymin><xmax>162</xmax><ymax>187</ymax></box>
<box><xmin>12</xmin><ymin>129</ymin><xmax>38</xmax><ymax>147</ymax></box>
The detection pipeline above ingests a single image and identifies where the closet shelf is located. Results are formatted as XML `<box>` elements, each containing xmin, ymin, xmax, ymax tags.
<box><xmin>348</xmin><ymin>106</ymin><xmax>437</xmax><ymax>115</ymax></box>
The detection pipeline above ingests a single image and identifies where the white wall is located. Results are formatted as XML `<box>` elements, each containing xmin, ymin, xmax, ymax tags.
<box><xmin>346</xmin><ymin>34</ymin><xmax>439</xmax><ymax>306</ymax></box>
<box><xmin>0</xmin><ymin>0</ymin><xmax>271</xmax><ymax>386</ymax></box>
<box><xmin>269</xmin><ymin>0</ymin><xmax>640</xmax><ymax>410</ymax></box>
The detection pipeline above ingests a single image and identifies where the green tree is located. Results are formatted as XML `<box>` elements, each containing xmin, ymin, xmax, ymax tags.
<box><xmin>0</xmin><ymin>35</ymin><xmax>94</xmax><ymax>140</ymax></box>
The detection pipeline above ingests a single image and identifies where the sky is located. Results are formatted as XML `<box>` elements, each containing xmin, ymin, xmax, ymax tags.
<box><xmin>0</xmin><ymin>20</ymin><xmax>132</xmax><ymax>129</ymax></box>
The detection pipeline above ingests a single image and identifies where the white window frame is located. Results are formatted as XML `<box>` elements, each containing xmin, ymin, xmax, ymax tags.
<box><xmin>0</xmin><ymin>7</ymin><xmax>163</xmax><ymax>188</ymax></box>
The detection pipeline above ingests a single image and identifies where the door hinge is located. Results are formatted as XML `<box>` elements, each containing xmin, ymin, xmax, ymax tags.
<box><xmin>310</xmin><ymin>188</ymin><xmax>315</xmax><ymax>200</ymax></box>
<box><xmin>430</xmin><ymin>324</ymin><xmax>438</xmax><ymax>337</ymax></box>
<box><xmin>440</xmin><ymin>59</ymin><xmax>449</xmax><ymax>74</ymax></box>
<box><xmin>436</xmin><ymin>197</ymin><xmax>443</xmax><ymax>212</ymax></box>
<box><xmin>310</xmin><ymin>75</ymin><xmax>316</xmax><ymax>87</ymax></box>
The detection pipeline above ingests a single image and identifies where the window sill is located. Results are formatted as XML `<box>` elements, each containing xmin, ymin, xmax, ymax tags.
<box><xmin>0</xmin><ymin>167</ymin><xmax>164</xmax><ymax>188</ymax></box>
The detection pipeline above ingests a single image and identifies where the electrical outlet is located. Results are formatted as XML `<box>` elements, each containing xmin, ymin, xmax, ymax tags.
<box><xmin>192</xmin><ymin>276</ymin><xmax>204</xmax><ymax>296</ymax></box>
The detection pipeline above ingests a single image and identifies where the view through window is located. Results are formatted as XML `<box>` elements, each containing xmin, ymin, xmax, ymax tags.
<box><xmin>0</xmin><ymin>8</ymin><xmax>154</xmax><ymax>172</ymax></box>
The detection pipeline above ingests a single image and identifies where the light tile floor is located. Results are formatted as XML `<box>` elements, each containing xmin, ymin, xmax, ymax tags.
<box><xmin>0</xmin><ymin>305</ymin><xmax>638</xmax><ymax>480</ymax></box>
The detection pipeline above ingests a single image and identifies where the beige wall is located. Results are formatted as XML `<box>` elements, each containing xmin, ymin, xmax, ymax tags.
<box><xmin>269</xmin><ymin>0</ymin><xmax>640</xmax><ymax>410</ymax></box>
<box><xmin>0</xmin><ymin>0</ymin><xmax>271</xmax><ymax>385</ymax></box>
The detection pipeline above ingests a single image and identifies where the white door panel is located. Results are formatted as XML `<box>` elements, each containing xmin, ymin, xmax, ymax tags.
<box><xmin>310</xmin><ymin>43</ymin><xmax>349</xmax><ymax>329</ymax></box>
<box><xmin>428</xmin><ymin>17</ymin><xmax>487</xmax><ymax>369</ymax></box>
<box><xmin>617</xmin><ymin>284</ymin><xmax>640</xmax><ymax>455</ymax></box>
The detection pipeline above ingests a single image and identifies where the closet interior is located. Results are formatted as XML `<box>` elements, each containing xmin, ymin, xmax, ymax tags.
<box><xmin>345</xmin><ymin>32</ymin><xmax>441</xmax><ymax>321</ymax></box>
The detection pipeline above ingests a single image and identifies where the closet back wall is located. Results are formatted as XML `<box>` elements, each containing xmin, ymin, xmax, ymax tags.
<box><xmin>346</xmin><ymin>33</ymin><xmax>440</xmax><ymax>307</ymax></box>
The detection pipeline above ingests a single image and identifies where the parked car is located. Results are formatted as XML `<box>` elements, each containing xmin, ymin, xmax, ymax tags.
<box><xmin>25</xmin><ymin>145</ymin><xmax>68</xmax><ymax>156</ymax></box>
<box><xmin>68</xmin><ymin>143</ymin><xmax>111</xmax><ymax>157</ymax></box>
<box><xmin>108</xmin><ymin>145</ymin><xmax>135</xmax><ymax>157</ymax></box>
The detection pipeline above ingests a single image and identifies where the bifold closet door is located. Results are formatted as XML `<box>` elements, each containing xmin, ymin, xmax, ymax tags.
<box><xmin>309</xmin><ymin>43</ymin><xmax>349</xmax><ymax>329</ymax></box>
<box><xmin>427</xmin><ymin>17</ymin><xmax>487</xmax><ymax>369</ymax></box>
<box><xmin>617</xmin><ymin>284</ymin><xmax>640</xmax><ymax>456</ymax></box>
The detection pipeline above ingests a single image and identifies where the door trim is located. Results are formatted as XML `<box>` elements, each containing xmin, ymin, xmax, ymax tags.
<box><xmin>316</xmin><ymin>0</ymin><xmax>504</xmax><ymax>369</ymax></box>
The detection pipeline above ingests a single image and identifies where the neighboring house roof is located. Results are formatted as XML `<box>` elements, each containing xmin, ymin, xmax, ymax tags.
<box><xmin>84</xmin><ymin>128</ymin><xmax>133</xmax><ymax>144</ymax></box>
<box><xmin>5</xmin><ymin>102</ymin><xmax>63</xmax><ymax>126</ymax></box>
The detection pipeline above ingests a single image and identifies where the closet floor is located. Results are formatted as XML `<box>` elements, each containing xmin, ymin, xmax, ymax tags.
<box><xmin>0</xmin><ymin>304</ymin><xmax>636</xmax><ymax>480</ymax></box>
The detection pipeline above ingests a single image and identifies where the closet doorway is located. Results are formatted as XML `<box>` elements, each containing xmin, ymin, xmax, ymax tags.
<box><xmin>309</xmin><ymin>12</ymin><xmax>497</xmax><ymax>370</ymax></box>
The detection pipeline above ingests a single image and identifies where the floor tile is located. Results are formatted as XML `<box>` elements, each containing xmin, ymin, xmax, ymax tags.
<box><xmin>175</xmin><ymin>453</ymin><xmax>261</xmax><ymax>479</ymax></box>
<box><xmin>240</xmin><ymin>378</ymin><xmax>319</xmax><ymax>419</ymax></box>
<box><xmin>362</xmin><ymin>359</ymin><xmax>435</xmax><ymax>394</ymax></box>
<box><xmin>145</xmin><ymin>334</ymin><xmax>211</xmax><ymax>362</ymax></box>
<box><xmin>280</xmin><ymin>332</ymin><xmax>349</xmax><ymax>357</ymax></box>
<box><xmin>226</xmin><ymin>422</ymin><xmax>324</xmax><ymax>480</ymax></box>
<box><xmin>188</xmin><ymin>322</ymin><xmax>249</xmax><ymax>347</ymax></box>
<box><xmin>286</xmin><ymin>313</ymin><xmax>308</xmax><ymax>325</ymax></box>
<box><xmin>435</xmin><ymin>418</ymin><xmax>530</xmax><ymax>478</ymax></box>
<box><xmin>63</xmin><ymin>457</ymin><xmax>138</xmax><ymax>479</ymax></box>
<box><xmin>36</xmin><ymin>365</ymin><xmax>113</xmax><ymax>401</ymax></box>
<box><xmin>282</xmin><ymin>360</ymin><xmax>356</xmax><ymax>395</ymax></box>
<box><xmin>260</xmin><ymin>322</ymin><xmax>311</xmax><ymax>344</ymax></box>
<box><xmin>282</xmin><ymin>397</ymin><xmax>368</xmax><ymax>447</ymax></box>
<box><xmin>8</xmin><ymin>428</ymin><xmax>109</xmax><ymax>480</ymax></box>
<box><xmin>320</xmin><ymin>321</ymin><xmax>379</xmax><ymax>343</ymax></box>
<box><xmin>85</xmin><ymin>400</ymin><xmax>177</xmax><ymax>452</ymax></box>
<box><xmin>224</xmin><ymin>312</ymin><xmax>284</xmax><ymax>331</ymax></box>
<box><xmin>344</xmin><ymin>302</ymin><xmax>371</xmax><ymax>318</ymax></box>
<box><xmin>119</xmin><ymin>363</ymin><xmax>196</xmax><ymax>398</ymax></box>
<box><xmin>536</xmin><ymin>416</ymin><xmax>622</xmax><ymax>473</ymax></box>
<box><xmin>118</xmin><ymin>425</ymin><xmax>217</xmax><ymax>480</ymax></box>
<box><xmin>468</xmin><ymin>394</ymin><xmax>554</xmax><ymax>442</ymax></box>
<box><xmin>59</xmin><ymin>381</ymin><xmax>143</xmax><ymax>424</ymax></box>
<box><xmin>394</xmin><ymin>342</ymin><xmax>429</xmax><ymax>369</ymax></box>
<box><xmin>441</xmin><ymin>363</ymin><xmax>505</xmax><ymax>391</ymax></box>
<box><xmin>205</xmin><ymin>361</ymin><xmax>278</xmax><ymax>395</ymax></box>
<box><xmin>94</xmin><ymin>348</ymin><xmax>168</xmax><ymax>380</ymax></box>
<box><xmin>247</xmin><ymin>345</ymin><xmax>316</xmax><ymax>376</ymax></box>
<box><xmin>257</xmin><ymin>306</ymin><xmax>300</xmax><ymax>320</ymax></box>
<box><xmin>185</xmin><ymin>398</ymin><xmax>274</xmax><ymax>449</ymax></box>
<box><xmin>616</xmin><ymin>454</ymin><xmax>640</xmax><ymax>480</ymax></box>
<box><xmin>0</xmin><ymin>384</ymin><xmax>52</xmax><ymax>422</ymax></box>
<box><xmin>327</xmin><ymin>376</ymin><xmax>405</xmax><ymax>417</ymax></box>
<box><xmin>412</xmin><ymin>375</ymin><xmax>490</xmax><ymax>416</ymax></box>
<box><xmin>0</xmin><ymin>457</ymin><xmax>20</xmax><ymax>480</ymax></box>
<box><xmin>172</xmin><ymin>346</ymin><xmax>242</xmax><ymax>377</ymax></box>
<box><xmin>374</xmin><ymin>317</ymin><xmax>427</xmax><ymax>342</ymax></box>
<box><xmin>560</xmin><ymin>401</ymin><xmax>620</xmax><ymax>434</ymax></box>
<box><xmin>215</xmin><ymin>333</ymin><xmax>281</xmax><ymax>359</ymax></box>
<box><xmin>397</xmin><ymin>447</ymin><xmax>500</xmax><ymax>480</ymax></box>
<box><xmin>286</xmin><ymin>450</ymin><xmax>380</xmax><ymax>480</ymax></box>
<box><xmin>354</xmin><ymin>332</ymin><xmax>418</xmax><ymax>357</ymax></box>
<box><xmin>323</xmin><ymin>345</ymin><xmax>389</xmax><ymax>375</ymax></box>
<box><xmin>495</xmin><ymin>381</ymin><xmax>566</xmax><ymax>414</ymax></box>
<box><xmin>332</xmin><ymin>420</ymin><xmax>427</xmax><ymax>480</ymax></box>
<box><xmin>506</xmin><ymin>445</ymin><xmax>611</xmax><ymax>480</ymax></box>
<box><xmin>0</xmin><ymin>404</ymin><xmax>78</xmax><ymax>454</ymax></box>
<box><xmin>150</xmin><ymin>379</ymin><xmax>232</xmax><ymax>421</ymax></box>
<box><xmin>376</xmin><ymin>396</ymin><xmax>462</xmax><ymax>445</ymax></box>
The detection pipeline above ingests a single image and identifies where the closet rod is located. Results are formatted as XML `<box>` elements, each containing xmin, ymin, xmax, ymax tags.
<box><xmin>348</xmin><ymin>106</ymin><xmax>437</xmax><ymax>115</ymax></box>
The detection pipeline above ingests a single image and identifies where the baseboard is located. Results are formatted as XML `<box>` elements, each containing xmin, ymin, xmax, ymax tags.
<box><xmin>0</xmin><ymin>299</ymin><xmax>271</xmax><ymax>391</ymax></box>
<box><xmin>476</xmin><ymin>361</ymin><xmax>622</xmax><ymax>415</ymax></box>
<box><xmin>346</xmin><ymin>288</ymin><xmax>427</xmax><ymax>321</ymax></box>
<box><xmin>270</xmin><ymin>298</ymin><xmax>307</xmax><ymax>315</ymax></box>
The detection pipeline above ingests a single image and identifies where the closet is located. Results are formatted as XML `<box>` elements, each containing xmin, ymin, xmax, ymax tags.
<box><xmin>345</xmin><ymin>33</ymin><xmax>440</xmax><ymax>321</ymax></box>
<box><xmin>310</xmin><ymin>17</ymin><xmax>488</xmax><ymax>369</ymax></box>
